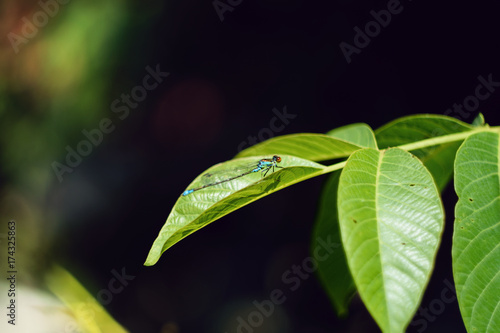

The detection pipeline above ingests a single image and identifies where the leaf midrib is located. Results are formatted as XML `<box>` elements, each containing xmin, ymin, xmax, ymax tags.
<box><xmin>376</xmin><ymin>150</ymin><xmax>391</xmax><ymax>331</ymax></box>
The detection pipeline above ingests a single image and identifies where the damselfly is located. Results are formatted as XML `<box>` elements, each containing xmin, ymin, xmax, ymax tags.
<box><xmin>182</xmin><ymin>155</ymin><xmax>283</xmax><ymax>196</ymax></box>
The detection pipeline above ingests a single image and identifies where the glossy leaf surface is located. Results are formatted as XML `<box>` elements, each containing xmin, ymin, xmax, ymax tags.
<box><xmin>338</xmin><ymin>148</ymin><xmax>444</xmax><ymax>332</ymax></box>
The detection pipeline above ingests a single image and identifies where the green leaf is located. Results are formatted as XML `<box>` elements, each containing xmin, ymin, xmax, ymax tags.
<box><xmin>338</xmin><ymin>148</ymin><xmax>444</xmax><ymax>333</ymax></box>
<box><xmin>452</xmin><ymin>131</ymin><xmax>500</xmax><ymax>333</ymax></box>
<box><xmin>145</xmin><ymin>155</ymin><xmax>326</xmax><ymax>265</ymax></box>
<box><xmin>312</xmin><ymin>170</ymin><xmax>356</xmax><ymax>317</ymax></box>
<box><xmin>375</xmin><ymin>114</ymin><xmax>474</xmax><ymax>146</ymax></box>
<box><xmin>472</xmin><ymin>113</ymin><xmax>486</xmax><ymax>127</ymax></box>
<box><xmin>235</xmin><ymin>133</ymin><xmax>362</xmax><ymax>161</ymax></box>
<box><xmin>327</xmin><ymin>123</ymin><xmax>378</xmax><ymax>149</ymax></box>
<box><xmin>375</xmin><ymin>114</ymin><xmax>474</xmax><ymax>191</ymax></box>
<box><xmin>45</xmin><ymin>265</ymin><xmax>128</xmax><ymax>333</ymax></box>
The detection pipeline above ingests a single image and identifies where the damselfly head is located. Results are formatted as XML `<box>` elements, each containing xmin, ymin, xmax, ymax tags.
<box><xmin>273</xmin><ymin>155</ymin><xmax>282</xmax><ymax>163</ymax></box>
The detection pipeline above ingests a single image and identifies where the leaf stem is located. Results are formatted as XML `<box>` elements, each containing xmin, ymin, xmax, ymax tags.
<box><xmin>320</xmin><ymin>126</ymin><xmax>499</xmax><ymax>175</ymax></box>
<box><xmin>322</xmin><ymin>161</ymin><xmax>347</xmax><ymax>175</ymax></box>
<box><xmin>396</xmin><ymin>126</ymin><xmax>498</xmax><ymax>152</ymax></box>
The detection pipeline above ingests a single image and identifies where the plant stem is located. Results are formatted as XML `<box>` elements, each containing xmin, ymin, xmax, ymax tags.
<box><xmin>320</xmin><ymin>126</ymin><xmax>499</xmax><ymax>175</ymax></box>
<box><xmin>396</xmin><ymin>126</ymin><xmax>498</xmax><ymax>152</ymax></box>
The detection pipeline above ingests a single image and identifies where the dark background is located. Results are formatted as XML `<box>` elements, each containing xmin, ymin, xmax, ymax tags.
<box><xmin>1</xmin><ymin>0</ymin><xmax>499</xmax><ymax>332</ymax></box>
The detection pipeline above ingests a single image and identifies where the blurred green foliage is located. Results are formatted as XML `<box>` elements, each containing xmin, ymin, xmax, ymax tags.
<box><xmin>0</xmin><ymin>1</ymin><xmax>161</xmax><ymax>331</ymax></box>
<box><xmin>1</xmin><ymin>1</ymin><xmax>131</xmax><ymax>195</ymax></box>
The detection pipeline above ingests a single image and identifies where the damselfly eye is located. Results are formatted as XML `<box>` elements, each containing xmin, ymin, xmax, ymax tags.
<box><xmin>274</xmin><ymin>156</ymin><xmax>282</xmax><ymax>163</ymax></box>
